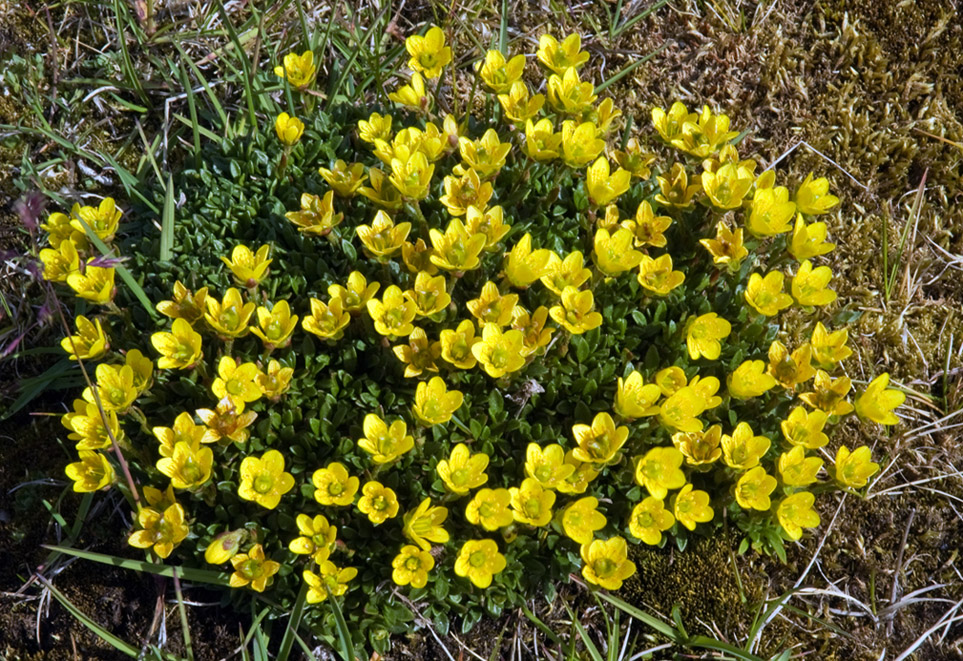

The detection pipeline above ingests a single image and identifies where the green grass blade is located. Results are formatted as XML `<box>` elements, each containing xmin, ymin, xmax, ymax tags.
<box><xmin>688</xmin><ymin>635</ymin><xmax>768</xmax><ymax>661</ymax></box>
<box><xmin>592</xmin><ymin>589</ymin><xmax>681</xmax><ymax>641</ymax></box>
<box><xmin>73</xmin><ymin>217</ymin><xmax>159</xmax><ymax>320</ymax></box>
<box><xmin>520</xmin><ymin>601</ymin><xmax>563</xmax><ymax>646</ymax></box>
<box><xmin>178</xmin><ymin>62</ymin><xmax>202</xmax><ymax>169</ymax></box>
<box><xmin>277</xmin><ymin>580</ymin><xmax>309</xmax><ymax>661</ymax></box>
<box><xmin>564</xmin><ymin>603</ymin><xmax>603</xmax><ymax>661</ymax></box>
<box><xmin>2</xmin><ymin>357</ymin><xmax>80</xmax><ymax>419</ymax></box>
<box><xmin>173</xmin><ymin>114</ymin><xmax>222</xmax><ymax>143</ymax></box>
<box><xmin>214</xmin><ymin>0</ymin><xmax>259</xmax><ymax>132</ymax></box>
<box><xmin>173</xmin><ymin>42</ymin><xmax>230</xmax><ymax>133</ymax></box>
<box><xmin>612</xmin><ymin>0</ymin><xmax>671</xmax><ymax>40</ymax></box>
<box><xmin>161</xmin><ymin>174</ymin><xmax>175</xmax><ymax>261</ymax></box>
<box><xmin>498</xmin><ymin>0</ymin><xmax>509</xmax><ymax>53</ymax></box>
<box><xmin>325</xmin><ymin>585</ymin><xmax>356</xmax><ymax>661</ymax></box>
<box><xmin>38</xmin><ymin>576</ymin><xmax>141</xmax><ymax>657</ymax></box>
<box><xmin>44</xmin><ymin>545</ymin><xmax>229</xmax><ymax>586</ymax></box>
<box><xmin>886</xmin><ymin>169</ymin><xmax>927</xmax><ymax>300</ymax></box>
<box><xmin>172</xmin><ymin>568</ymin><xmax>195</xmax><ymax>661</ymax></box>
<box><xmin>595</xmin><ymin>42</ymin><xmax>669</xmax><ymax>94</ymax></box>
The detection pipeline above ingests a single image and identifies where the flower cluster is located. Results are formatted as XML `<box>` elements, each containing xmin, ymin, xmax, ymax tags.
<box><xmin>41</xmin><ymin>23</ymin><xmax>907</xmax><ymax>646</ymax></box>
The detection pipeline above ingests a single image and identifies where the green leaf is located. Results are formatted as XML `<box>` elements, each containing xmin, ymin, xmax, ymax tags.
<box><xmin>43</xmin><ymin>545</ymin><xmax>229</xmax><ymax>586</ymax></box>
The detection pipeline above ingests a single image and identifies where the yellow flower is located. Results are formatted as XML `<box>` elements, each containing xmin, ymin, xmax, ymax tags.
<box><xmin>437</xmin><ymin>443</ymin><xmax>490</xmax><ymax>494</ymax></box>
<box><xmin>541</xmin><ymin>251</ymin><xmax>591</xmax><ymax>296</ymax></box>
<box><xmin>128</xmin><ymin>503</ymin><xmax>188</xmax><ymax>559</ymax></box>
<box><xmin>41</xmin><ymin>211</ymin><xmax>84</xmax><ymax>249</ymax></box>
<box><xmin>412</xmin><ymin>376</ymin><xmax>464</xmax><ymax>425</ymax></box>
<box><xmin>655</xmin><ymin>163</ymin><xmax>700</xmax><ymax>208</ymax></box>
<box><xmin>744</xmin><ymin>272</ymin><xmax>794</xmax><ymax>316</ymax></box>
<box><xmin>550</xmin><ymin>286</ymin><xmax>603</xmax><ymax>334</ymax></box>
<box><xmin>778</xmin><ymin>446</ymin><xmax>823</xmax><ymax>487</ymax></box>
<box><xmin>657</xmin><ymin>386</ymin><xmax>704</xmax><ymax>433</ymax></box>
<box><xmin>303</xmin><ymin>295</ymin><xmax>351</xmax><ymax>340</ymax></box>
<box><xmin>557</xmin><ymin>450</ymin><xmax>601</xmax><ymax>495</ymax></box>
<box><xmin>123</xmin><ymin>349</ymin><xmax>151</xmax><ymax>396</ymax></box>
<box><xmin>289</xmin><ymin>513</ymin><xmax>337</xmax><ymax>564</ymax></box>
<box><xmin>525</xmin><ymin>443</ymin><xmax>575</xmax><ymax>489</ymax></box>
<box><xmin>628</xmin><ymin>497</ymin><xmax>675</xmax><ymax>545</ymax></box>
<box><xmin>389</xmin><ymin>71</ymin><xmax>431</xmax><ymax>111</ymax></box>
<box><xmin>614</xmin><ymin>371</ymin><xmax>661</xmax><ymax>419</ymax></box>
<box><xmin>66</xmin><ymin>265</ymin><xmax>115</xmax><ymax>305</ymax></box>
<box><xmin>789</xmin><ymin>213</ymin><xmax>835</xmax><ymax>260</ymax></box>
<box><xmin>303</xmin><ymin>562</ymin><xmax>358</xmax><ymax>603</ymax></box>
<box><xmin>547</xmin><ymin>66</ymin><xmax>597</xmax><ymax>115</ymax></box>
<box><xmin>673</xmin><ymin>425</ymin><xmax>723</xmax><ymax>466</ymax></box>
<box><xmin>701</xmin><ymin>163</ymin><xmax>753</xmax><ymax>209</ymax></box>
<box><xmin>560</xmin><ymin>120</ymin><xmax>605</xmax><ymax>168</ymax></box>
<box><xmin>791</xmin><ymin>260</ymin><xmax>837</xmax><ymax>306</ymax></box>
<box><xmin>746</xmin><ymin>186</ymin><xmax>796</xmax><ymax>237</ymax></box>
<box><xmin>317</xmin><ymin>160</ymin><xmax>367</xmax><ymax>198</ymax></box>
<box><xmin>699</xmin><ymin>221</ymin><xmax>748</xmax><ymax>270</ymax></box>
<box><xmin>358</xmin><ymin>112</ymin><xmax>393</xmax><ymax>145</ymax></box>
<box><xmin>767</xmin><ymin>340</ymin><xmax>816</xmax><ymax>390</ymax></box>
<box><xmin>402</xmin><ymin>238</ymin><xmax>437</xmax><ymax>274</ymax></box>
<box><xmin>671</xmin><ymin>105</ymin><xmax>739</xmax><ymax>157</ymax></box>
<box><xmin>196</xmin><ymin>400</ymin><xmax>257</xmax><ymax>445</ymax></box>
<box><xmin>40</xmin><ymin>239</ymin><xmax>81</xmax><ymax>282</ymax></box>
<box><xmin>833</xmin><ymin>445</ymin><xmax>879</xmax><ymax>489</ymax></box>
<box><xmin>510</xmin><ymin>478</ymin><xmax>555</xmax><ymax>527</ymax></box>
<box><xmin>637</xmin><ymin>254</ymin><xmax>685</xmax><ymax>296</ymax></box>
<box><xmin>776</xmin><ymin>492</ymin><xmax>820</xmax><ymax>541</ymax></box>
<box><xmin>439</xmin><ymin>319</ymin><xmax>480</xmax><ymax>369</ymax></box>
<box><xmin>580</xmin><ymin>537</ymin><xmax>636</xmax><ymax>590</ymax></box>
<box><xmin>795</xmin><ymin>173</ymin><xmax>839</xmax><ymax>215</ymax></box>
<box><xmin>392</xmin><ymin>327</ymin><xmax>441</xmax><ymax>378</ymax></box>
<box><xmin>800</xmin><ymin>370</ymin><xmax>854</xmax><ymax>416</ymax></box>
<box><xmin>357</xmin><ymin>481</ymin><xmax>400</xmax><ymax>524</ymax></box>
<box><xmin>65</xmin><ymin>399</ymin><xmax>122</xmax><ymax>451</ymax></box>
<box><xmin>274</xmin><ymin>50</ymin><xmax>316</xmax><ymax>88</ymax></box>
<box><xmin>810</xmin><ymin>322</ymin><xmax>852</xmax><ymax>369</ymax></box>
<box><xmin>221</xmin><ymin>244</ymin><xmax>272</xmax><ymax>288</ymax></box>
<box><xmin>591</xmin><ymin>97</ymin><xmax>623</xmax><ymax>135</ymax></box>
<box><xmin>392</xmin><ymin>545</ymin><xmax>435</xmax><ymax>588</ymax></box>
<box><xmin>455</xmin><ymin>539</ymin><xmax>506</xmax><ymax>588</ymax></box>
<box><xmin>250</xmin><ymin>300</ymin><xmax>298</xmax><ymax>348</ymax></box>
<box><xmin>274</xmin><ymin>113</ymin><xmax>304</xmax><ymax>146</ymax></box>
<box><xmin>612</xmin><ymin>138</ymin><xmax>657</xmax><ymax>180</ymax></box>
<box><xmin>651</xmin><ymin>101</ymin><xmax>696</xmax><ymax>145</ymax></box>
<box><xmin>65</xmin><ymin>451</ymin><xmax>114</xmax><ymax>492</ymax></box>
<box><xmin>686</xmin><ymin>313</ymin><xmax>731</xmax><ymax>360</ymax></box>
<box><xmin>622</xmin><ymin>201</ymin><xmax>672</xmax><ymax>249</ymax></box>
<box><xmin>403</xmin><ymin>497</ymin><xmax>449</xmax><ymax>550</ymax></box>
<box><xmin>459</xmin><ymin>129</ymin><xmax>511</xmax><ymax>179</ymax></box>
<box><xmin>69</xmin><ymin>198</ymin><xmax>122</xmax><ymax>242</ymax></box>
<box><xmin>734</xmin><ymin>467</ymin><xmax>777</xmax><ymax>511</ymax></box>
<box><xmin>721</xmin><ymin>422</ymin><xmax>771</xmax><ymax>470</ymax></box>
<box><xmin>561</xmin><ymin>496</ymin><xmax>607</xmax><ymax>545</ymax></box>
<box><xmin>571</xmin><ymin>412</ymin><xmax>629</xmax><ymax>465</ymax></box>
<box><xmin>464</xmin><ymin>205</ymin><xmax>511</xmax><ymax>250</ymax></box>
<box><xmin>524</xmin><ymin>118</ymin><xmax>562</xmax><ymax>162</ymax></box>
<box><xmin>61</xmin><ymin>315</ymin><xmax>109</xmax><ymax>361</ymax></box>
<box><xmin>255</xmin><ymin>359</ymin><xmax>293</xmax><ymax>400</ymax></box>
<box><xmin>504</xmin><ymin>233</ymin><xmax>553</xmax><ymax>288</ymax></box>
<box><xmin>211</xmin><ymin>357</ymin><xmax>261</xmax><ymax>411</ymax></box>
<box><xmin>312</xmin><ymin>462</ymin><xmax>360</xmax><ymax>506</ymax></box>
<box><xmin>157</xmin><ymin>439</ymin><xmax>213</xmax><ymax>490</ymax></box>
<box><xmin>429</xmin><ymin>218</ymin><xmax>487</xmax><ymax>272</ymax></box>
<box><xmin>285</xmin><ymin>191</ymin><xmax>343</xmax><ymax>236</ymax></box>
<box><xmin>655</xmin><ymin>366</ymin><xmax>687</xmax><ymax>397</ymax></box>
<box><xmin>82</xmin><ymin>363</ymin><xmax>137</xmax><ymax>412</ymax></box>
<box><xmin>471</xmin><ymin>323</ymin><xmax>526</xmax><ymax>378</ymax></box>
<box><xmin>781</xmin><ymin>406</ymin><xmax>829</xmax><ymax>449</ymax></box>
<box><xmin>357</xmin><ymin>210</ymin><xmax>411</xmax><ymax>262</ymax></box>
<box><xmin>467</xmin><ymin>281</ymin><xmax>517</xmax><ymax>327</ymax></box>
<box><xmin>728</xmin><ymin>360</ymin><xmax>776</xmax><ymax>400</ymax></box>
<box><xmin>204</xmin><ymin>288</ymin><xmax>255</xmax><ymax>338</ymax></box>
<box><xmin>498</xmin><ymin>81</ymin><xmax>544</xmax><ymax>124</ymax></box>
<box><xmin>673</xmin><ymin>483</ymin><xmax>714</xmax><ymax>530</ymax></box>
<box><xmin>402</xmin><ymin>273</ymin><xmax>449</xmax><ymax>320</ymax></box>
<box><xmin>439</xmin><ymin>168</ymin><xmax>493</xmax><ymax>216</ymax></box>
<box><xmin>366</xmin><ymin>285</ymin><xmax>416</xmax><ymax>338</ymax></box>
<box><xmin>156</xmin><ymin>281</ymin><xmax>207</xmax><ymax>323</ymax></box>
<box><xmin>634</xmin><ymin>446</ymin><xmax>686</xmax><ymax>499</ymax></box>
<box><xmin>357</xmin><ymin>414</ymin><xmax>414</xmax><ymax>464</ymax></box>
<box><xmin>389</xmin><ymin>149</ymin><xmax>435</xmax><ymax>200</ymax></box>
<box><xmin>405</xmin><ymin>26</ymin><xmax>451</xmax><ymax>79</ymax></box>
<box><xmin>855</xmin><ymin>373</ymin><xmax>905</xmax><ymax>425</ymax></box>
<box><xmin>477</xmin><ymin>49</ymin><xmax>525</xmax><ymax>93</ymax></box>
<box><xmin>230</xmin><ymin>545</ymin><xmax>280</xmax><ymax>593</ymax></box>
<box><xmin>593</xmin><ymin>227</ymin><xmax>643</xmax><ymax>276</ymax></box>
<box><xmin>358</xmin><ymin>167</ymin><xmax>404</xmax><ymax>211</ymax></box>
<box><xmin>537</xmin><ymin>33</ymin><xmax>589</xmax><ymax>74</ymax></box>
<box><xmin>328</xmin><ymin>272</ymin><xmax>379</xmax><ymax>314</ymax></box>
<box><xmin>465</xmin><ymin>488</ymin><xmax>514</xmax><ymax>530</ymax></box>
